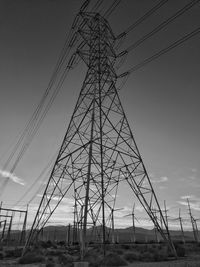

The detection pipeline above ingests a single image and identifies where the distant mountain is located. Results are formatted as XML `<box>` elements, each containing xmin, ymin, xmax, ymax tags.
<box><xmin>7</xmin><ymin>224</ymin><xmax>195</xmax><ymax>244</ymax></box>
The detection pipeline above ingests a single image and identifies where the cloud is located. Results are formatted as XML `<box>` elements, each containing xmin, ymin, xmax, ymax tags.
<box><xmin>191</xmin><ymin>168</ymin><xmax>198</xmax><ymax>173</ymax></box>
<box><xmin>0</xmin><ymin>169</ymin><xmax>25</xmax><ymax>185</ymax></box>
<box><xmin>189</xmin><ymin>176</ymin><xmax>196</xmax><ymax>180</ymax></box>
<box><xmin>177</xmin><ymin>201</ymin><xmax>200</xmax><ymax>211</ymax></box>
<box><xmin>158</xmin><ymin>185</ymin><xmax>166</xmax><ymax>190</ymax></box>
<box><xmin>151</xmin><ymin>176</ymin><xmax>168</xmax><ymax>183</ymax></box>
<box><xmin>178</xmin><ymin>195</ymin><xmax>200</xmax><ymax>211</ymax></box>
<box><xmin>181</xmin><ymin>195</ymin><xmax>194</xmax><ymax>200</ymax></box>
<box><xmin>37</xmin><ymin>194</ymin><xmax>74</xmax><ymax>205</ymax></box>
<box><xmin>135</xmin><ymin>205</ymin><xmax>144</xmax><ymax>212</ymax></box>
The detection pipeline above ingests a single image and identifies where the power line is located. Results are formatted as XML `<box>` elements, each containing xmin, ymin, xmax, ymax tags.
<box><xmin>14</xmin><ymin>152</ymin><xmax>57</xmax><ymax>207</ymax></box>
<box><xmin>91</xmin><ymin>0</ymin><xmax>104</xmax><ymax>12</ymax></box>
<box><xmin>116</xmin><ymin>0</ymin><xmax>169</xmax><ymax>39</ymax></box>
<box><xmin>80</xmin><ymin>0</ymin><xmax>91</xmax><ymax>12</ymax></box>
<box><xmin>121</xmin><ymin>0</ymin><xmax>200</xmax><ymax>54</ymax></box>
<box><xmin>103</xmin><ymin>0</ymin><xmax>121</xmax><ymax>18</ymax></box>
<box><xmin>0</xmin><ymin>14</ymin><xmax>82</xmax><ymax>197</ymax></box>
<box><xmin>119</xmin><ymin>26</ymin><xmax>200</xmax><ymax>77</ymax></box>
<box><xmin>1</xmin><ymin>22</ymin><xmax>77</xmax><ymax>171</ymax></box>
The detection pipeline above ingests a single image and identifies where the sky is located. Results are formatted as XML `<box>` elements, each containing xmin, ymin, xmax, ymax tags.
<box><xmin>0</xmin><ymin>0</ymin><xmax>199</xmax><ymax>230</ymax></box>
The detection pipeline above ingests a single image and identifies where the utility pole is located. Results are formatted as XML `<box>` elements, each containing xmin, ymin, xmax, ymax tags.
<box><xmin>6</xmin><ymin>212</ymin><xmax>13</xmax><ymax>246</ymax></box>
<box><xmin>164</xmin><ymin>200</ymin><xmax>169</xmax><ymax>229</ymax></box>
<box><xmin>67</xmin><ymin>223</ymin><xmax>71</xmax><ymax>246</ymax></box>
<box><xmin>187</xmin><ymin>198</ymin><xmax>198</xmax><ymax>243</ymax></box>
<box><xmin>178</xmin><ymin>209</ymin><xmax>185</xmax><ymax>244</ymax></box>
<box><xmin>131</xmin><ymin>204</ymin><xmax>136</xmax><ymax>243</ymax></box>
<box><xmin>1</xmin><ymin>220</ymin><xmax>6</xmax><ymax>241</ymax></box>
<box><xmin>152</xmin><ymin>210</ymin><xmax>159</xmax><ymax>243</ymax></box>
<box><xmin>193</xmin><ymin>219</ymin><xmax>200</xmax><ymax>243</ymax></box>
<box><xmin>20</xmin><ymin>205</ymin><xmax>28</xmax><ymax>245</ymax></box>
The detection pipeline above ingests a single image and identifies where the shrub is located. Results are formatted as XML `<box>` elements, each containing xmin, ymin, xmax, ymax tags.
<box><xmin>121</xmin><ymin>244</ymin><xmax>131</xmax><ymax>250</ymax></box>
<box><xmin>176</xmin><ymin>245</ymin><xmax>185</xmax><ymax>257</ymax></box>
<box><xmin>0</xmin><ymin>252</ymin><xmax>4</xmax><ymax>259</ymax></box>
<box><xmin>46</xmin><ymin>262</ymin><xmax>55</xmax><ymax>267</ymax></box>
<box><xmin>135</xmin><ymin>244</ymin><xmax>148</xmax><ymax>253</ymax></box>
<box><xmin>102</xmin><ymin>253</ymin><xmax>127</xmax><ymax>266</ymax></box>
<box><xmin>58</xmin><ymin>253</ymin><xmax>74</xmax><ymax>265</ymax></box>
<box><xmin>141</xmin><ymin>251</ymin><xmax>154</xmax><ymax>262</ymax></box>
<box><xmin>112</xmin><ymin>248</ymin><xmax>124</xmax><ymax>255</ymax></box>
<box><xmin>5</xmin><ymin>248</ymin><xmax>22</xmax><ymax>258</ymax></box>
<box><xmin>40</xmin><ymin>240</ymin><xmax>56</xmax><ymax>249</ymax></box>
<box><xmin>46</xmin><ymin>248</ymin><xmax>64</xmax><ymax>256</ymax></box>
<box><xmin>153</xmin><ymin>250</ymin><xmax>167</xmax><ymax>261</ymax></box>
<box><xmin>124</xmin><ymin>252</ymin><xmax>140</xmax><ymax>262</ymax></box>
<box><xmin>18</xmin><ymin>252</ymin><xmax>45</xmax><ymax>264</ymax></box>
<box><xmin>46</xmin><ymin>257</ymin><xmax>55</xmax><ymax>267</ymax></box>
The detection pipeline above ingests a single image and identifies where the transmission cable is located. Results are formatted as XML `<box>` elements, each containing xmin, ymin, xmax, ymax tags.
<box><xmin>0</xmin><ymin>55</ymin><xmax>73</xmax><ymax>196</ymax></box>
<box><xmin>14</xmin><ymin>152</ymin><xmax>57</xmax><ymax>207</ymax></box>
<box><xmin>2</xmin><ymin>26</ymin><xmax>76</xmax><ymax>171</ymax></box>
<box><xmin>116</xmin><ymin>0</ymin><xmax>169</xmax><ymax>39</ymax></box>
<box><xmin>91</xmin><ymin>0</ymin><xmax>104</xmax><ymax>12</ymax></box>
<box><xmin>0</xmin><ymin>14</ymin><xmax>82</xmax><ymax>196</ymax></box>
<box><xmin>9</xmin><ymin>59</ymin><xmax>75</xmax><ymax>174</ymax></box>
<box><xmin>119</xmin><ymin>0</ymin><xmax>200</xmax><ymax>56</ymax></box>
<box><xmin>118</xmin><ymin>26</ymin><xmax>200</xmax><ymax>77</ymax></box>
<box><xmin>103</xmin><ymin>0</ymin><xmax>121</xmax><ymax>19</ymax></box>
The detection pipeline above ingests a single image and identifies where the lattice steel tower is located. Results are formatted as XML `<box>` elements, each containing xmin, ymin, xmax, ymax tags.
<box><xmin>24</xmin><ymin>12</ymin><xmax>176</xmax><ymax>256</ymax></box>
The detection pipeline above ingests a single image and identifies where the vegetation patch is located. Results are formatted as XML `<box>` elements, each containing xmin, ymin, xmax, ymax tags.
<box><xmin>124</xmin><ymin>251</ymin><xmax>141</xmax><ymax>262</ymax></box>
<box><xmin>46</xmin><ymin>256</ymin><xmax>56</xmax><ymax>267</ymax></box>
<box><xmin>101</xmin><ymin>252</ymin><xmax>127</xmax><ymax>266</ymax></box>
<box><xmin>18</xmin><ymin>251</ymin><xmax>45</xmax><ymax>264</ymax></box>
<box><xmin>175</xmin><ymin>244</ymin><xmax>186</xmax><ymax>257</ymax></box>
<box><xmin>58</xmin><ymin>253</ymin><xmax>74</xmax><ymax>265</ymax></box>
<box><xmin>4</xmin><ymin>248</ymin><xmax>22</xmax><ymax>258</ymax></box>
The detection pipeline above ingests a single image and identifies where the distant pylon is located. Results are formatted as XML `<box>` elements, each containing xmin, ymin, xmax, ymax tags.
<box><xmin>178</xmin><ymin>209</ymin><xmax>185</xmax><ymax>244</ymax></box>
<box><xmin>23</xmin><ymin>12</ymin><xmax>176</xmax><ymax>257</ymax></box>
<box><xmin>187</xmin><ymin>198</ymin><xmax>199</xmax><ymax>243</ymax></box>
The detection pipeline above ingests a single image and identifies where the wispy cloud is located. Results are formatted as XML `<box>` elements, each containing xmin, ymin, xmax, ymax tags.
<box><xmin>178</xmin><ymin>201</ymin><xmax>200</xmax><ymax>211</ymax></box>
<box><xmin>181</xmin><ymin>195</ymin><xmax>194</xmax><ymax>200</ymax></box>
<box><xmin>178</xmin><ymin>195</ymin><xmax>200</xmax><ymax>211</ymax></box>
<box><xmin>191</xmin><ymin>168</ymin><xmax>198</xmax><ymax>173</ymax></box>
<box><xmin>151</xmin><ymin>176</ymin><xmax>168</xmax><ymax>183</ymax></box>
<box><xmin>135</xmin><ymin>205</ymin><xmax>144</xmax><ymax>212</ymax></box>
<box><xmin>0</xmin><ymin>169</ymin><xmax>25</xmax><ymax>185</ymax></box>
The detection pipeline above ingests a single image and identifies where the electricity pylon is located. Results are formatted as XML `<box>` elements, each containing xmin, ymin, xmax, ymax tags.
<box><xmin>187</xmin><ymin>198</ymin><xmax>199</xmax><ymax>243</ymax></box>
<box><xmin>23</xmin><ymin>12</ymin><xmax>176</xmax><ymax>257</ymax></box>
<box><xmin>178</xmin><ymin>209</ymin><xmax>185</xmax><ymax>244</ymax></box>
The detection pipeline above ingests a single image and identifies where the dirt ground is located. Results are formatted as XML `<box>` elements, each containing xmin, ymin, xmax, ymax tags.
<box><xmin>1</xmin><ymin>256</ymin><xmax>200</xmax><ymax>267</ymax></box>
<box><xmin>0</xmin><ymin>242</ymin><xmax>200</xmax><ymax>267</ymax></box>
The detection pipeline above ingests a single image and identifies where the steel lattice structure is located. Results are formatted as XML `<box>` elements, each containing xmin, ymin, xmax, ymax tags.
<box><xmin>23</xmin><ymin>12</ymin><xmax>176</xmax><ymax>256</ymax></box>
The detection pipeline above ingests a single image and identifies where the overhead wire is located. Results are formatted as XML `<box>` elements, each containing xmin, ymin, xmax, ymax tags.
<box><xmin>2</xmin><ymin>23</ymin><xmax>77</xmax><ymax>171</ymax></box>
<box><xmin>103</xmin><ymin>0</ymin><xmax>121</xmax><ymax>19</ymax></box>
<box><xmin>0</xmin><ymin>59</ymin><xmax>72</xmax><ymax>197</ymax></box>
<box><xmin>14</xmin><ymin>152</ymin><xmax>57</xmax><ymax>207</ymax></box>
<box><xmin>3</xmin><ymin>54</ymin><xmax>79</xmax><ymax>198</ymax></box>
<box><xmin>9</xmin><ymin>64</ymin><xmax>72</xmax><ymax>173</ymax></box>
<box><xmin>118</xmin><ymin>26</ymin><xmax>200</xmax><ymax>77</ymax></box>
<box><xmin>119</xmin><ymin>0</ymin><xmax>200</xmax><ymax>55</ymax></box>
<box><xmin>0</xmin><ymin>15</ymin><xmax>82</xmax><ymax>197</ymax></box>
<box><xmin>90</xmin><ymin>0</ymin><xmax>104</xmax><ymax>12</ymax></box>
<box><xmin>116</xmin><ymin>0</ymin><xmax>169</xmax><ymax>39</ymax></box>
